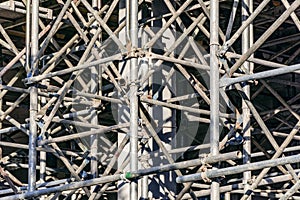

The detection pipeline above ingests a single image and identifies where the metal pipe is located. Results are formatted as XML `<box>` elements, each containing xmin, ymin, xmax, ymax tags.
<box><xmin>141</xmin><ymin>176</ymin><xmax>148</xmax><ymax>199</ymax></box>
<box><xmin>280</xmin><ymin>179</ymin><xmax>300</xmax><ymax>200</ymax></box>
<box><xmin>176</xmin><ymin>154</ymin><xmax>300</xmax><ymax>183</ymax></box>
<box><xmin>241</xmin><ymin>0</ymin><xmax>251</xmax><ymax>197</ymax></box>
<box><xmin>90</xmin><ymin>4</ymin><xmax>103</xmax><ymax>183</ymax></box>
<box><xmin>234</xmin><ymin>82</ymin><xmax>300</xmax><ymax>183</ymax></box>
<box><xmin>25</xmin><ymin>0</ymin><xmax>31</xmax><ymax>73</ymax></box>
<box><xmin>175</xmin><ymin>166</ymin><xmax>207</xmax><ymax>200</ymax></box>
<box><xmin>261</xmin><ymin>80</ymin><xmax>300</xmax><ymax>120</ymax></box>
<box><xmin>228</xmin><ymin>0</ymin><xmax>300</xmax><ymax>76</ymax></box>
<box><xmin>1</xmin><ymin>174</ymin><xmax>123</xmax><ymax>200</ymax></box>
<box><xmin>164</xmin><ymin>0</ymin><xmax>186</xmax><ymax>31</ymax></box>
<box><xmin>241</xmin><ymin>120</ymin><xmax>300</xmax><ymax>200</ymax></box>
<box><xmin>181</xmin><ymin>171</ymin><xmax>300</xmax><ymax>199</ymax></box>
<box><xmin>38</xmin><ymin>0</ymin><xmax>72</xmax><ymax>57</ymax></box>
<box><xmin>0</xmin><ymin>178</ymin><xmax>74</xmax><ymax>196</ymax></box>
<box><xmin>175</xmin><ymin>61</ymin><xmax>211</xmax><ymax>105</ymax></box>
<box><xmin>221</xmin><ymin>0</ymin><xmax>271</xmax><ymax>51</ymax></box>
<box><xmin>139</xmin><ymin>105</ymin><xmax>198</xmax><ymax>199</ymax></box>
<box><xmin>46</xmin><ymin>141</ymin><xmax>92</xmax><ymax>196</ymax></box>
<box><xmin>39</xmin><ymin>82</ymin><xmax>47</xmax><ymax>200</ymax></box>
<box><xmin>259</xmin><ymin>93</ymin><xmax>300</xmax><ymax>118</ymax></box>
<box><xmin>81</xmin><ymin>0</ymin><xmax>126</xmax><ymax>52</ymax></box>
<box><xmin>145</xmin><ymin>0</ymin><xmax>193</xmax><ymax>49</ymax></box>
<box><xmin>1</xmin><ymin>0</ymin><xmax>300</xmax><ymax>199</ymax></box>
<box><xmin>140</xmin><ymin>96</ymin><xmax>234</xmax><ymax>119</ymax></box>
<box><xmin>148</xmin><ymin>53</ymin><xmax>210</xmax><ymax>70</ymax></box>
<box><xmin>140</xmin><ymin>13</ymin><xmax>206</xmax><ymax>86</ymax></box>
<box><xmin>38</xmin><ymin>123</ymin><xmax>130</xmax><ymax>145</ymax></box>
<box><xmin>33</xmin><ymin>28</ymin><xmax>123</xmax><ymax>134</ymax></box>
<box><xmin>0</xmin><ymin>93</ymin><xmax>28</xmax><ymax>121</ymax></box>
<box><xmin>88</xmin><ymin>135</ymin><xmax>129</xmax><ymax>199</ymax></box>
<box><xmin>66</xmin><ymin>12</ymin><xmax>90</xmax><ymax>44</ymax></box>
<box><xmin>28</xmin><ymin>0</ymin><xmax>39</xmax><ymax>192</ymax></box>
<box><xmin>221</xmin><ymin>63</ymin><xmax>300</xmax><ymax>87</ymax></box>
<box><xmin>0</xmin><ymin>24</ymin><xmax>25</xmax><ymax>65</ymax></box>
<box><xmin>0</xmin><ymin>141</ymin><xmax>82</xmax><ymax>157</ymax></box>
<box><xmin>285</xmin><ymin>43</ymin><xmax>300</xmax><ymax>65</ymax></box>
<box><xmin>273</xmin><ymin>132</ymin><xmax>300</xmax><ymax>140</ymax></box>
<box><xmin>0</xmin><ymin>23</ymin><xmax>51</xmax><ymax>78</ymax></box>
<box><xmin>261</xmin><ymin>33</ymin><xmax>300</xmax><ymax>48</ymax></box>
<box><xmin>210</xmin><ymin>0</ymin><xmax>220</xmax><ymax>198</ymax></box>
<box><xmin>25</xmin><ymin>53</ymin><xmax>122</xmax><ymax>84</ymax></box>
<box><xmin>128</xmin><ymin>0</ymin><xmax>139</xmax><ymax>198</ymax></box>
<box><xmin>127</xmin><ymin>151</ymin><xmax>241</xmax><ymax>178</ymax></box>
<box><xmin>234</xmin><ymin>191</ymin><xmax>287</xmax><ymax>199</ymax></box>
<box><xmin>224</xmin><ymin>192</ymin><xmax>231</xmax><ymax>200</ymax></box>
<box><xmin>92</xmin><ymin>135</ymin><xmax>140</xmax><ymax>200</ymax></box>
<box><xmin>225</xmin><ymin>52</ymin><xmax>289</xmax><ymax>70</ymax></box>
<box><xmin>225</xmin><ymin>0</ymin><xmax>239</xmax><ymax>39</ymax></box>
<box><xmin>90</xmin><ymin>55</ymin><xmax>99</xmax><ymax>193</ymax></box>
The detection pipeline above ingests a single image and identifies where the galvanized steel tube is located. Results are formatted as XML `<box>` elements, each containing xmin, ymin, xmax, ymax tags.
<box><xmin>129</xmin><ymin>0</ymin><xmax>139</xmax><ymax>199</ymax></box>
<box><xmin>176</xmin><ymin>154</ymin><xmax>300</xmax><ymax>183</ymax></box>
<box><xmin>210</xmin><ymin>0</ymin><xmax>220</xmax><ymax>198</ymax></box>
<box><xmin>28</xmin><ymin>0</ymin><xmax>39</xmax><ymax>192</ymax></box>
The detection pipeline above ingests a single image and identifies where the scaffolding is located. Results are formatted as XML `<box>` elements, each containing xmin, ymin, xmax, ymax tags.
<box><xmin>0</xmin><ymin>0</ymin><xmax>299</xmax><ymax>199</ymax></box>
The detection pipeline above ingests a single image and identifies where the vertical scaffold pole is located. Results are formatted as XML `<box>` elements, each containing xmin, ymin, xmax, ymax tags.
<box><xmin>129</xmin><ymin>0</ymin><xmax>139</xmax><ymax>199</ymax></box>
<box><xmin>242</xmin><ymin>0</ymin><xmax>252</xmax><ymax>198</ymax></box>
<box><xmin>210</xmin><ymin>0</ymin><xmax>220</xmax><ymax>198</ymax></box>
<box><xmin>28</xmin><ymin>0</ymin><xmax>39</xmax><ymax>193</ymax></box>
<box><xmin>90</xmin><ymin>0</ymin><xmax>100</xmax><ymax>193</ymax></box>
<box><xmin>25</xmin><ymin>0</ymin><xmax>31</xmax><ymax>73</ymax></box>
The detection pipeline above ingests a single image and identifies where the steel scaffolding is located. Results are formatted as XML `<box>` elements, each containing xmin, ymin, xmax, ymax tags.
<box><xmin>0</xmin><ymin>0</ymin><xmax>299</xmax><ymax>199</ymax></box>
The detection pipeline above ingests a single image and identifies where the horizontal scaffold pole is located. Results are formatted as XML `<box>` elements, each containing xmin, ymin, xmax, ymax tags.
<box><xmin>177</xmin><ymin>154</ymin><xmax>300</xmax><ymax>183</ymax></box>
<box><xmin>2</xmin><ymin>151</ymin><xmax>241</xmax><ymax>200</ymax></box>
<box><xmin>220</xmin><ymin>63</ymin><xmax>300</xmax><ymax>87</ymax></box>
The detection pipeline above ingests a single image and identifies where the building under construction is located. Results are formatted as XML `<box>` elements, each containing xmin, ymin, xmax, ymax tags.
<box><xmin>0</xmin><ymin>0</ymin><xmax>299</xmax><ymax>199</ymax></box>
